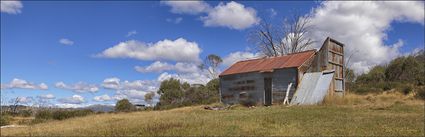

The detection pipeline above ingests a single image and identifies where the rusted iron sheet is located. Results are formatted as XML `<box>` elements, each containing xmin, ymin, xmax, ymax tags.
<box><xmin>220</xmin><ymin>50</ymin><xmax>316</xmax><ymax>76</ymax></box>
<box><xmin>290</xmin><ymin>70</ymin><xmax>335</xmax><ymax>105</ymax></box>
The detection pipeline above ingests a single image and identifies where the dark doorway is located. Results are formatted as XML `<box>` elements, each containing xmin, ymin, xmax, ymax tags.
<box><xmin>264</xmin><ymin>77</ymin><xmax>272</xmax><ymax>106</ymax></box>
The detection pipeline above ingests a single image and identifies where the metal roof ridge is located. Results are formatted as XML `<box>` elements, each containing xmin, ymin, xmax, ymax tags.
<box><xmin>236</xmin><ymin>49</ymin><xmax>316</xmax><ymax>63</ymax></box>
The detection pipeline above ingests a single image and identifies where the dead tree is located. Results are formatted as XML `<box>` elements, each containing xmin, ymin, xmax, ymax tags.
<box><xmin>249</xmin><ymin>14</ymin><xmax>315</xmax><ymax>56</ymax></box>
<box><xmin>9</xmin><ymin>97</ymin><xmax>21</xmax><ymax>114</ymax></box>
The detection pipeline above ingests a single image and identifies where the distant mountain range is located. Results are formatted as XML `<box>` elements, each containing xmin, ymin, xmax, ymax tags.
<box><xmin>1</xmin><ymin>104</ymin><xmax>115</xmax><ymax>112</ymax></box>
<box><xmin>81</xmin><ymin>104</ymin><xmax>115</xmax><ymax>112</ymax></box>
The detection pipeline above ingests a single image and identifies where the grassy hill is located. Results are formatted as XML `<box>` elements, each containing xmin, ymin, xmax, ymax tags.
<box><xmin>1</xmin><ymin>92</ymin><xmax>424</xmax><ymax>136</ymax></box>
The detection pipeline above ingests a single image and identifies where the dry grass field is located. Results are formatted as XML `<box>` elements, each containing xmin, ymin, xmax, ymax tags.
<box><xmin>1</xmin><ymin>92</ymin><xmax>424</xmax><ymax>136</ymax></box>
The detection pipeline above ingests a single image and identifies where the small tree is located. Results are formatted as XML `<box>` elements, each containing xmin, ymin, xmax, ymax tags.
<box><xmin>199</xmin><ymin>54</ymin><xmax>223</xmax><ymax>79</ymax></box>
<box><xmin>115</xmin><ymin>99</ymin><xmax>134</xmax><ymax>112</ymax></box>
<box><xmin>205</xmin><ymin>78</ymin><xmax>220</xmax><ymax>103</ymax></box>
<box><xmin>385</xmin><ymin>56</ymin><xmax>424</xmax><ymax>85</ymax></box>
<box><xmin>157</xmin><ymin>78</ymin><xmax>187</xmax><ymax>106</ymax></box>
<box><xmin>356</xmin><ymin>66</ymin><xmax>386</xmax><ymax>83</ymax></box>
<box><xmin>144</xmin><ymin>92</ymin><xmax>155</xmax><ymax>107</ymax></box>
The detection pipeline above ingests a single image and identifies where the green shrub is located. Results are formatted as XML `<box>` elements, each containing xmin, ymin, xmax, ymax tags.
<box><xmin>115</xmin><ymin>99</ymin><xmax>134</xmax><ymax>112</ymax></box>
<box><xmin>155</xmin><ymin>78</ymin><xmax>220</xmax><ymax>110</ymax></box>
<box><xmin>382</xmin><ymin>83</ymin><xmax>393</xmax><ymax>91</ymax></box>
<box><xmin>353</xmin><ymin>51</ymin><xmax>425</xmax><ymax>94</ymax></box>
<box><xmin>0</xmin><ymin>113</ymin><xmax>11</xmax><ymax>126</ymax></box>
<box><xmin>52</xmin><ymin>110</ymin><xmax>70</xmax><ymax>120</ymax></box>
<box><xmin>35</xmin><ymin>110</ymin><xmax>53</xmax><ymax>120</ymax></box>
<box><xmin>18</xmin><ymin>109</ymin><xmax>33</xmax><ymax>117</ymax></box>
<box><xmin>35</xmin><ymin>109</ymin><xmax>94</xmax><ymax>121</ymax></box>
<box><xmin>51</xmin><ymin>109</ymin><xmax>94</xmax><ymax>120</ymax></box>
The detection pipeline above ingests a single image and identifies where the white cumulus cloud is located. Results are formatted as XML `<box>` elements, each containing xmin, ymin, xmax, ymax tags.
<box><xmin>96</xmin><ymin>38</ymin><xmax>202</xmax><ymax>63</ymax></box>
<box><xmin>157</xmin><ymin>71</ymin><xmax>210</xmax><ymax>85</ymax></box>
<box><xmin>93</xmin><ymin>94</ymin><xmax>112</xmax><ymax>102</ymax></box>
<box><xmin>16</xmin><ymin>96</ymin><xmax>33</xmax><ymax>104</ymax></box>
<box><xmin>102</xmin><ymin>77</ymin><xmax>158</xmax><ymax>92</ymax></box>
<box><xmin>222</xmin><ymin>51</ymin><xmax>261</xmax><ymax>66</ymax></box>
<box><xmin>135</xmin><ymin>61</ymin><xmax>199</xmax><ymax>73</ymax></box>
<box><xmin>102</xmin><ymin>77</ymin><xmax>121</xmax><ymax>89</ymax></box>
<box><xmin>308</xmin><ymin>1</ymin><xmax>424</xmax><ymax>74</ymax></box>
<box><xmin>1</xmin><ymin>78</ymin><xmax>48</xmax><ymax>90</ymax></box>
<box><xmin>55</xmin><ymin>103</ymin><xmax>90</xmax><ymax>108</ymax></box>
<box><xmin>1</xmin><ymin>1</ymin><xmax>22</xmax><ymax>14</ymax></box>
<box><xmin>55</xmin><ymin>81</ymin><xmax>99</xmax><ymax>93</ymax></box>
<box><xmin>37</xmin><ymin>94</ymin><xmax>55</xmax><ymax>99</ymax></box>
<box><xmin>161</xmin><ymin>1</ymin><xmax>211</xmax><ymax>15</ymax></box>
<box><xmin>201</xmin><ymin>1</ymin><xmax>260</xmax><ymax>30</ymax></box>
<box><xmin>57</xmin><ymin>95</ymin><xmax>85</xmax><ymax>104</ymax></box>
<box><xmin>135</xmin><ymin>61</ymin><xmax>174</xmax><ymax>73</ymax></box>
<box><xmin>163</xmin><ymin>1</ymin><xmax>259</xmax><ymax>30</ymax></box>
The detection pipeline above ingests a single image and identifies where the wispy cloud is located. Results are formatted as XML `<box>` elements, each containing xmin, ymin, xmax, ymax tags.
<box><xmin>1</xmin><ymin>1</ymin><xmax>23</xmax><ymax>14</ymax></box>
<box><xmin>267</xmin><ymin>8</ymin><xmax>277</xmax><ymax>17</ymax></box>
<box><xmin>59</xmin><ymin>38</ymin><xmax>74</xmax><ymax>46</ymax></box>
<box><xmin>166</xmin><ymin>17</ymin><xmax>183</xmax><ymax>24</ymax></box>
<box><xmin>126</xmin><ymin>30</ymin><xmax>137</xmax><ymax>37</ymax></box>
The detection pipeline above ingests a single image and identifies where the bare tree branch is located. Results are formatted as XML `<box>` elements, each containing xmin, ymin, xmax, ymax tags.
<box><xmin>250</xmin><ymin>13</ymin><xmax>315</xmax><ymax>56</ymax></box>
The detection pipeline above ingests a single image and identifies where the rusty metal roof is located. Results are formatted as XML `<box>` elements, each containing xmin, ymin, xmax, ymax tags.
<box><xmin>220</xmin><ymin>50</ymin><xmax>316</xmax><ymax>76</ymax></box>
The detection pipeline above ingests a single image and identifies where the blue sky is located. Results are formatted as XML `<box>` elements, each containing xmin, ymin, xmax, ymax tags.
<box><xmin>1</xmin><ymin>1</ymin><xmax>424</xmax><ymax>107</ymax></box>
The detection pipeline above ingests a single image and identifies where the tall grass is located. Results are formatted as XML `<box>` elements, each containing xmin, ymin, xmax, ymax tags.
<box><xmin>323</xmin><ymin>91</ymin><xmax>420</xmax><ymax>106</ymax></box>
<box><xmin>1</xmin><ymin>92</ymin><xmax>424</xmax><ymax>136</ymax></box>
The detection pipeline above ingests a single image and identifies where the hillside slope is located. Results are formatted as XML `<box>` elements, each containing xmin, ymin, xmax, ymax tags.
<box><xmin>1</xmin><ymin>94</ymin><xmax>424</xmax><ymax>136</ymax></box>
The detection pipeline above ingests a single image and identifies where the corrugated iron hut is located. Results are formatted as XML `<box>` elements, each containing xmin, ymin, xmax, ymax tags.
<box><xmin>219</xmin><ymin>37</ymin><xmax>344</xmax><ymax>105</ymax></box>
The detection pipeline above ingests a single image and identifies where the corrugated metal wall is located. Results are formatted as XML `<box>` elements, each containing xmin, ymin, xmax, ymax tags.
<box><xmin>291</xmin><ymin>71</ymin><xmax>335</xmax><ymax>105</ymax></box>
<box><xmin>220</xmin><ymin>68</ymin><xmax>298</xmax><ymax>105</ymax></box>
<box><xmin>271</xmin><ymin>68</ymin><xmax>297</xmax><ymax>103</ymax></box>
<box><xmin>220</xmin><ymin>72</ymin><xmax>264</xmax><ymax>105</ymax></box>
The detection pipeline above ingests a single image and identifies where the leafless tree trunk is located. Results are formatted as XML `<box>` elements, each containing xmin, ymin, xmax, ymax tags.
<box><xmin>249</xmin><ymin>14</ymin><xmax>315</xmax><ymax>56</ymax></box>
<box><xmin>10</xmin><ymin>97</ymin><xmax>21</xmax><ymax>114</ymax></box>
